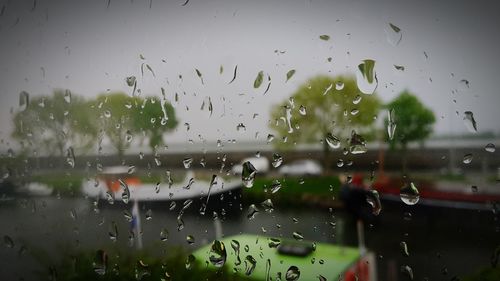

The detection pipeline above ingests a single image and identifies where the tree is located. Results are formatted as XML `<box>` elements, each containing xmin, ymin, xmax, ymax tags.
<box><xmin>93</xmin><ymin>92</ymin><xmax>178</xmax><ymax>159</ymax></box>
<box><xmin>269</xmin><ymin>75</ymin><xmax>381</xmax><ymax>173</ymax></box>
<box><xmin>12</xmin><ymin>90</ymin><xmax>97</xmax><ymax>158</ymax></box>
<box><xmin>384</xmin><ymin>90</ymin><xmax>436</xmax><ymax>172</ymax></box>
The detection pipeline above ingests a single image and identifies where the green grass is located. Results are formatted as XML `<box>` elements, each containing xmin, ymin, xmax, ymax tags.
<box><xmin>30</xmin><ymin>173</ymin><xmax>84</xmax><ymax>196</ymax></box>
<box><xmin>242</xmin><ymin>176</ymin><xmax>341</xmax><ymax>207</ymax></box>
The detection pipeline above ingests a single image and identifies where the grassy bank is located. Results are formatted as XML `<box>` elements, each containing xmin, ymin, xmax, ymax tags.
<box><xmin>242</xmin><ymin>176</ymin><xmax>342</xmax><ymax>208</ymax></box>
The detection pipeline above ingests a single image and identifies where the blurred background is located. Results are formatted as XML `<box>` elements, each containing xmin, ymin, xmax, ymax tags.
<box><xmin>0</xmin><ymin>0</ymin><xmax>499</xmax><ymax>280</ymax></box>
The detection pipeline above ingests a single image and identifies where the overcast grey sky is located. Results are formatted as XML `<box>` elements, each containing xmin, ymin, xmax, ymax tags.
<box><xmin>0</xmin><ymin>0</ymin><xmax>499</xmax><ymax>149</ymax></box>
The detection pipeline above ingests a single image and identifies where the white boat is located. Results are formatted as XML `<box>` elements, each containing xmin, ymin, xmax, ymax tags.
<box><xmin>82</xmin><ymin>166</ymin><xmax>242</xmax><ymax>203</ymax></box>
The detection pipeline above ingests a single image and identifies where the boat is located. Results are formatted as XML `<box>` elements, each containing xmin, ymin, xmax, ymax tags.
<box><xmin>191</xmin><ymin>233</ymin><xmax>376</xmax><ymax>281</ymax></box>
<box><xmin>82</xmin><ymin>166</ymin><xmax>243</xmax><ymax>204</ymax></box>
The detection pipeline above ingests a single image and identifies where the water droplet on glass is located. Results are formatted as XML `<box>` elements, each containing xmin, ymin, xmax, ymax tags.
<box><xmin>209</xmin><ymin>240</ymin><xmax>227</xmax><ymax>267</ymax></box>
<box><xmin>237</xmin><ymin>123</ymin><xmax>246</xmax><ymax>133</ymax></box>
<box><xmin>104</xmin><ymin>110</ymin><xmax>111</xmax><ymax>118</ymax></box>
<box><xmin>463</xmin><ymin>153</ymin><xmax>473</xmax><ymax>164</ymax></box>
<box><xmin>123</xmin><ymin>210</ymin><xmax>132</xmax><ymax>222</ymax></box>
<box><xmin>125</xmin><ymin>130</ymin><xmax>133</xmax><ymax>143</ymax></box>
<box><xmin>352</xmin><ymin>95</ymin><xmax>362</xmax><ymax>104</ymax></box>
<box><xmin>325</xmin><ymin>133</ymin><xmax>341</xmax><ymax>149</ymax></box>
<box><xmin>185</xmin><ymin>254</ymin><xmax>195</xmax><ymax>270</ymax></box>
<box><xmin>385</xmin><ymin>23</ymin><xmax>402</xmax><ymax>46</ymax></box>
<box><xmin>400</xmin><ymin>241</ymin><xmax>409</xmax><ymax>257</ymax></box>
<box><xmin>3</xmin><ymin>235</ymin><xmax>14</xmax><ymax>248</ymax></box>
<box><xmin>261</xmin><ymin>199</ymin><xmax>274</xmax><ymax>212</ymax></box>
<box><xmin>160</xmin><ymin>228</ymin><xmax>169</xmax><ymax>241</ymax></box>
<box><xmin>286</xmin><ymin>69</ymin><xmax>296</xmax><ymax>82</ymax></box>
<box><xmin>108</xmin><ymin>221</ymin><xmax>118</xmax><ymax>242</ymax></box>
<box><xmin>401</xmin><ymin>265</ymin><xmax>414</xmax><ymax>280</ymax></box>
<box><xmin>145</xmin><ymin>209</ymin><xmax>152</xmax><ymax>220</ymax></box>
<box><xmin>292</xmin><ymin>232</ymin><xmax>304</xmax><ymax>241</ymax></box>
<box><xmin>356</xmin><ymin>59</ymin><xmax>378</xmax><ymax>95</ymax></box>
<box><xmin>285</xmin><ymin>266</ymin><xmax>301</xmax><ymax>281</ymax></box>
<box><xmin>244</xmin><ymin>255</ymin><xmax>257</xmax><ymax>276</ymax></box>
<box><xmin>387</xmin><ymin>109</ymin><xmax>397</xmax><ymax>140</ymax></box>
<box><xmin>242</xmin><ymin>161</ymin><xmax>257</xmax><ymax>188</ymax></box>
<box><xmin>93</xmin><ymin>250</ymin><xmax>107</xmax><ymax>275</ymax></box>
<box><xmin>272</xmin><ymin>153</ymin><xmax>283</xmax><ymax>168</ymax></box>
<box><xmin>66</xmin><ymin>147</ymin><xmax>75</xmax><ymax>168</ymax></box>
<box><xmin>463</xmin><ymin>111</ymin><xmax>477</xmax><ymax>133</ymax></box>
<box><xmin>254</xmin><ymin>71</ymin><xmax>264</xmax><ymax>88</ymax></box>
<box><xmin>268</xmin><ymin>238</ymin><xmax>281</xmax><ymax>248</ymax></box>
<box><xmin>366</xmin><ymin>189</ymin><xmax>382</xmax><ymax>215</ymax></box>
<box><xmin>267</xmin><ymin>134</ymin><xmax>275</xmax><ymax>143</ymax></box>
<box><xmin>19</xmin><ymin>91</ymin><xmax>29</xmax><ymax>111</ymax></box>
<box><xmin>64</xmin><ymin>89</ymin><xmax>71</xmax><ymax>103</ymax></box>
<box><xmin>120</xmin><ymin>179</ymin><xmax>130</xmax><ymax>204</ymax></box>
<box><xmin>270</xmin><ymin>180</ymin><xmax>282</xmax><ymax>194</ymax></box>
<box><xmin>349</xmin><ymin>131</ymin><xmax>367</xmax><ymax>154</ymax></box>
<box><xmin>299</xmin><ymin>105</ymin><xmax>306</xmax><ymax>115</ymax></box>
<box><xmin>183</xmin><ymin>157</ymin><xmax>193</xmax><ymax>169</ymax></box>
<box><xmin>485</xmin><ymin>143</ymin><xmax>496</xmax><ymax>153</ymax></box>
<box><xmin>126</xmin><ymin>76</ymin><xmax>136</xmax><ymax>87</ymax></box>
<box><xmin>335</xmin><ymin>81</ymin><xmax>344</xmax><ymax>90</ymax></box>
<box><xmin>247</xmin><ymin>204</ymin><xmax>259</xmax><ymax>220</ymax></box>
<box><xmin>400</xmin><ymin>182</ymin><xmax>420</xmax><ymax>205</ymax></box>
<box><xmin>322</xmin><ymin>83</ymin><xmax>333</xmax><ymax>95</ymax></box>
<box><xmin>127</xmin><ymin>165</ymin><xmax>136</xmax><ymax>174</ymax></box>
<box><xmin>318</xmin><ymin>274</ymin><xmax>328</xmax><ymax>281</ymax></box>
<box><xmin>106</xmin><ymin>191</ymin><xmax>115</xmax><ymax>205</ymax></box>
<box><xmin>186</xmin><ymin>235</ymin><xmax>195</xmax><ymax>244</ymax></box>
<box><xmin>319</xmin><ymin>35</ymin><xmax>330</xmax><ymax>41</ymax></box>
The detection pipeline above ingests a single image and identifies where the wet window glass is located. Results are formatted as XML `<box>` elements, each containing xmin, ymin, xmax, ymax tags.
<box><xmin>1</xmin><ymin>0</ymin><xmax>499</xmax><ymax>280</ymax></box>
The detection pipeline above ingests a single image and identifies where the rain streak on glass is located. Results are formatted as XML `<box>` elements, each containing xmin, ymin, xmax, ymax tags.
<box><xmin>463</xmin><ymin>111</ymin><xmax>477</xmax><ymax>133</ymax></box>
<box><xmin>400</xmin><ymin>182</ymin><xmax>420</xmax><ymax>205</ymax></box>
<box><xmin>241</xmin><ymin>161</ymin><xmax>257</xmax><ymax>188</ymax></box>
<box><xmin>385</xmin><ymin>23</ymin><xmax>402</xmax><ymax>46</ymax></box>
<box><xmin>400</xmin><ymin>241</ymin><xmax>410</xmax><ymax>257</ymax></box>
<box><xmin>387</xmin><ymin>108</ymin><xmax>397</xmax><ymax>140</ymax></box>
<box><xmin>244</xmin><ymin>255</ymin><xmax>257</xmax><ymax>276</ymax></box>
<box><xmin>356</xmin><ymin>59</ymin><xmax>378</xmax><ymax>95</ymax></box>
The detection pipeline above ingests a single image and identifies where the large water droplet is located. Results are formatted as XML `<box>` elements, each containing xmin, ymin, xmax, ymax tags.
<box><xmin>183</xmin><ymin>157</ymin><xmax>193</xmax><ymax>169</ymax></box>
<box><xmin>366</xmin><ymin>190</ymin><xmax>382</xmax><ymax>215</ymax></box>
<box><xmin>485</xmin><ymin>143</ymin><xmax>496</xmax><ymax>153</ymax></box>
<box><xmin>66</xmin><ymin>147</ymin><xmax>75</xmax><ymax>168</ymax></box>
<box><xmin>93</xmin><ymin>250</ymin><xmax>107</xmax><ymax>275</ymax></box>
<box><xmin>335</xmin><ymin>81</ymin><xmax>344</xmax><ymax>90</ymax></box>
<box><xmin>120</xmin><ymin>179</ymin><xmax>130</xmax><ymax>204</ymax></box>
<box><xmin>247</xmin><ymin>204</ymin><xmax>259</xmax><ymax>220</ymax></box>
<box><xmin>237</xmin><ymin>123</ymin><xmax>246</xmax><ymax>133</ymax></box>
<box><xmin>400</xmin><ymin>241</ymin><xmax>409</xmax><ymax>257</ymax></box>
<box><xmin>285</xmin><ymin>266</ymin><xmax>301</xmax><ymax>281</ymax></box>
<box><xmin>326</xmin><ymin>133</ymin><xmax>341</xmax><ymax>149</ymax></box>
<box><xmin>64</xmin><ymin>89</ymin><xmax>71</xmax><ymax>103</ymax></box>
<box><xmin>3</xmin><ymin>235</ymin><xmax>14</xmax><ymax>248</ymax></box>
<box><xmin>254</xmin><ymin>71</ymin><xmax>264</xmax><ymax>88</ymax></box>
<box><xmin>270</xmin><ymin>180</ymin><xmax>282</xmax><ymax>194</ymax></box>
<box><xmin>400</xmin><ymin>182</ymin><xmax>420</xmax><ymax>205</ymax></box>
<box><xmin>286</xmin><ymin>69</ymin><xmax>296</xmax><ymax>82</ymax></box>
<box><xmin>463</xmin><ymin>111</ymin><xmax>477</xmax><ymax>133</ymax></box>
<box><xmin>387</xmin><ymin>109</ymin><xmax>397</xmax><ymax>140</ymax></box>
<box><xmin>272</xmin><ymin>153</ymin><xmax>283</xmax><ymax>168</ymax></box>
<box><xmin>385</xmin><ymin>23</ymin><xmax>402</xmax><ymax>46</ymax></box>
<box><xmin>244</xmin><ymin>255</ymin><xmax>257</xmax><ymax>276</ymax></box>
<box><xmin>356</xmin><ymin>59</ymin><xmax>378</xmax><ymax>95</ymax></box>
<box><xmin>462</xmin><ymin>153</ymin><xmax>473</xmax><ymax>164</ymax></box>
<box><xmin>261</xmin><ymin>199</ymin><xmax>274</xmax><ymax>212</ymax></box>
<box><xmin>19</xmin><ymin>91</ymin><xmax>29</xmax><ymax>111</ymax></box>
<box><xmin>349</xmin><ymin>131</ymin><xmax>367</xmax><ymax>154</ymax></box>
<box><xmin>242</xmin><ymin>161</ymin><xmax>257</xmax><ymax>188</ymax></box>
<box><xmin>185</xmin><ymin>254</ymin><xmax>195</xmax><ymax>270</ymax></box>
<box><xmin>209</xmin><ymin>240</ymin><xmax>227</xmax><ymax>267</ymax></box>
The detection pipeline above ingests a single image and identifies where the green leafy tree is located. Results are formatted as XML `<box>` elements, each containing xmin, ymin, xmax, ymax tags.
<box><xmin>93</xmin><ymin>92</ymin><xmax>178</xmax><ymax>159</ymax></box>
<box><xmin>384</xmin><ymin>90</ymin><xmax>436</xmax><ymax>172</ymax></box>
<box><xmin>12</xmin><ymin>90</ymin><xmax>97</xmax><ymax>157</ymax></box>
<box><xmin>270</xmin><ymin>75</ymin><xmax>381</xmax><ymax>173</ymax></box>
